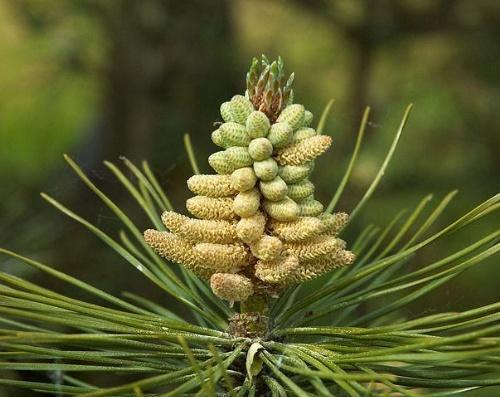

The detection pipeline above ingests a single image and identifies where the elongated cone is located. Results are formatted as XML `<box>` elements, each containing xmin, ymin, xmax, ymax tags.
<box><xmin>270</xmin><ymin>217</ymin><xmax>323</xmax><ymax>242</ymax></box>
<box><xmin>210</xmin><ymin>273</ymin><xmax>254</xmax><ymax>302</ymax></box>
<box><xmin>297</xmin><ymin>249</ymin><xmax>355</xmax><ymax>281</ymax></box>
<box><xmin>276</xmin><ymin>135</ymin><xmax>332</xmax><ymax>166</ymax></box>
<box><xmin>301</xmin><ymin>249</ymin><xmax>356</xmax><ymax>279</ymax></box>
<box><xmin>186</xmin><ymin>196</ymin><xmax>235</xmax><ymax>220</ymax></box>
<box><xmin>193</xmin><ymin>243</ymin><xmax>249</xmax><ymax>271</ymax></box>
<box><xmin>302</xmin><ymin>249</ymin><xmax>355</xmax><ymax>268</ymax></box>
<box><xmin>285</xmin><ymin>235</ymin><xmax>342</xmax><ymax>261</ymax></box>
<box><xmin>187</xmin><ymin>175</ymin><xmax>236</xmax><ymax>197</ymax></box>
<box><xmin>161</xmin><ymin>212</ymin><xmax>236</xmax><ymax>244</ymax></box>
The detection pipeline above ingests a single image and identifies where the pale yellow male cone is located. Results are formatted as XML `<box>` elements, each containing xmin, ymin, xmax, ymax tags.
<box><xmin>233</xmin><ymin>188</ymin><xmax>261</xmax><ymax>218</ymax></box>
<box><xmin>236</xmin><ymin>212</ymin><xmax>266</xmax><ymax>243</ymax></box>
<box><xmin>277</xmin><ymin>135</ymin><xmax>332</xmax><ymax>166</ymax></box>
<box><xmin>231</xmin><ymin>167</ymin><xmax>257</xmax><ymax>192</ymax></box>
<box><xmin>250</xmin><ymin>235</ymin><xmax>283</xmax><ymax>261</ymax></box>
<box><xmin>161</xmin><ymin>212</ymin><xmax>236</xmax><ymax>244</ymax></box>
<box><xmin>187</xmin><ymin>174</ymin><xmax>236</xmax><ymax>197</ymax></box>
<box><xmin>210</xmin><ymin>273</ymin><xmax>254</xmax><ymax>302</ymax></box>
<box><xmin>186</xmin><ymin>196</ymin><xmax>236</xmax><ymax>220</ymax></box>
<box><xmin>270</xmin><ymin>217</ymin><xmax>323</xmax><ymax>242</ymax></box>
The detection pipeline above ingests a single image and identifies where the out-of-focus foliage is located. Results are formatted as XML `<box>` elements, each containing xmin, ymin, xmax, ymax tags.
<box><xmin>0</xmin><ymin>0</ymin><xmax>498</xmax><ymax>395</ymax></box>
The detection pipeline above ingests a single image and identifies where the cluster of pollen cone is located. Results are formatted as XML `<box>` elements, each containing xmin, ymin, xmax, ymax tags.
<box><xmin>144</xmin><ymin>56</ymin><xmax>354</xmax><ymax>304</ymax></box>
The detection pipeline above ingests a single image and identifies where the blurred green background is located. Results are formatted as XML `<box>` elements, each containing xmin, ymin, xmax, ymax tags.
<box><xmin>0</xmin><ymin>0</ymin><xmax>499</xmax><ymax>395</ymax></box>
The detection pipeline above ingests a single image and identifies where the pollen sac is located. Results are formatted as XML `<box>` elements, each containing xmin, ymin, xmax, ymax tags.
<box><xmin>276</xmin><ymin>104</ymin><xmax>305</xmax><ymax>130</ymax></box>
<box><xmin>144</xmin><ymin>230</ymin><xmax>194</xmax><ymax>266</ymax></box>
<box><xmin>187</xmin><ymin>174</ymin><xmax>236</xmax><ymax>197</ymax></box>
<box><xmin>279</xmin><ymin>163</ymin><xmax>313</xmax><ymax>183</ymax></box>
<box><xmin>209</xmin><ymin>151</ymin><xmax>235</xmax><ymax>175</ymax></box>
<box><xmin>231</xmin><ymin>167</ymin><xmax>257</xmax><ymax>192</ymax></box>
<box><xmin>144</xmin><ymin>230</ymin><xmax>210</xmax><ymax>279</ymax></box>
<box><xmin>246</xmin><ymin>110</ymin><xmax>270</xmax><ymax>138</ymax></box>
<box><xmin>293</xmin><ymin>127</ymin><xmax>316</xmax><ymax>142</ymax></box>
<box><xmin>229</xmin><ymin>95</ymin><xmax>254</xmax><ymax>124</ymax></box>
<box><xmin>210</xmin><ymin>273</ymin><xmax>254</xmax><ymax>302</ymax></box>
<box><xmin>233</xmin><ymin>188</ymin><xmax>260</xmax><ymax>217</ymax></box>
<box><xmin>253</xmin><ymin>158</ymin><xmax>279</xmax><ymax>181</ymax></box>
<box><xmin>263</xmin><ymin>197</ymin><xmax>300</xmax><ymax>222</ymax></box>
<box><xmin>287</xmin><ymin>179</ymin><xmax>315</xmax><ymax>201</ymax></box>
<box><xmin>297</xmin><ymin>249</ymin><xmax>356</xmax><ymax>282</ymax></box>
<box><xmin>225</xmin><ymin>147</ymin><xmax>253</xmax><ymax>169</ymax></box>
<box><xmin>236</xmin><ymin>211</ymin><xmax>266</xmax><ymax>243</ymax></box>
<box><xmin>250</xmin><ymin>235</ymin><xmax>283</xmax><ymax>261</ymax></box>
<box><xmin>259</xmin><ymin>176</ymin><xmax>288</xmax><ymax>201</ymax></box>
<box><xmin>248</xmin><ymin>137</ymin><xmax>273</xmax><ymax>161</ymax></box>
<box><xmin>267</xmin><ymin>122</ymin><xmax>293</xmax><ymax>149</ymax></box>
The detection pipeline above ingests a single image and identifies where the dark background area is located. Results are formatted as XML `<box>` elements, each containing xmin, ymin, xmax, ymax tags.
<box><xmin>0</xmin><ymin>1</ymin><xmax>499</xmax><ymax>396</ymax></box>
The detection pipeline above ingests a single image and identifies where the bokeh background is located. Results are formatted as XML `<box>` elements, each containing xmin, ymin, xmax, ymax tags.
<box><xmin>0</xmin><ymin>0</ymin><xmax>499</xmax><ymax>396</ymax></box>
